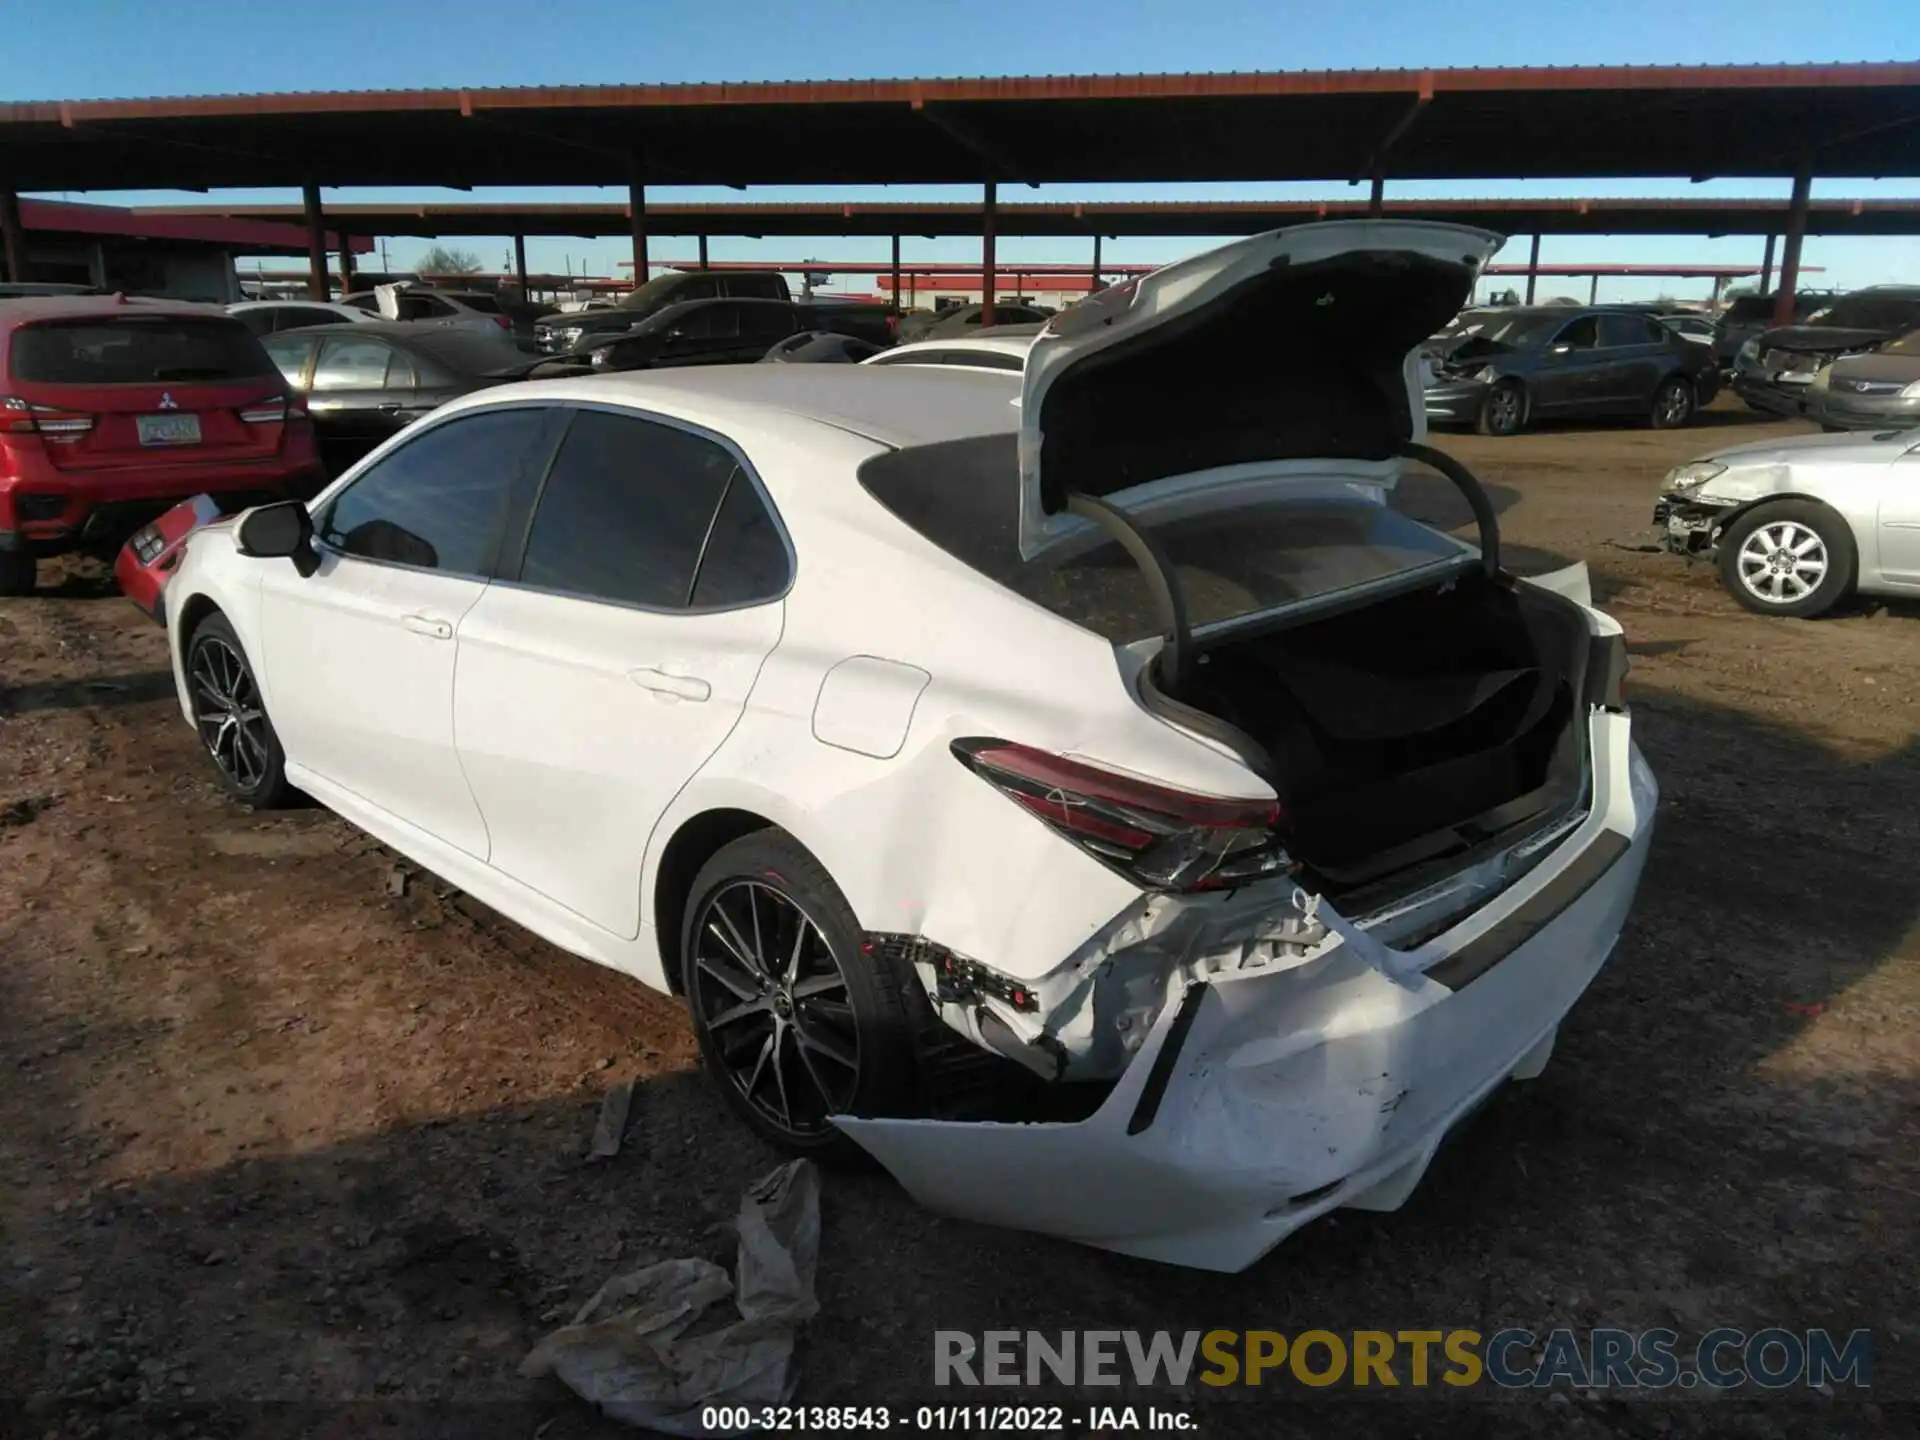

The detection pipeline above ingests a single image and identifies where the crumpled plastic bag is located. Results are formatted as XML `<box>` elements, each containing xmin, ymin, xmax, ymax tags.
<box><xmin>522</xmin><ymin>1159</ymin><xmax>821</xmax><ymax>1435</ymax></box>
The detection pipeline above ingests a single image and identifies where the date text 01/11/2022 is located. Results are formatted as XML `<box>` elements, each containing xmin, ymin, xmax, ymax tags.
<box><xmin>697</xmin><ymin>1405</ymin><xmax>1196</xmax><ymax>1431</ymax></box>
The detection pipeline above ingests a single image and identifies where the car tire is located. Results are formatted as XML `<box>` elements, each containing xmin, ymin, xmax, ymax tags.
<box><xmin>185</xmin><ymin>613</ymin><xmax>296</xmax><ymax>808</ymax></box>
<box><xmin>1649</xmin><ymin>377</ymin><xmax>1695</xmax><ymax>429</ymax></box>
<box><xmin>0</xmin><ymin>548</ymin><xmax>35</xmax><ymax>597</ymax></box>
<box><xmin>1476</xmin><ymin>381</ymin><xmax>1526</xmax><ymax>437</ymax></box>
<box><xmin>1717</xmin><ymin>501</ymin><xmax>1856</xmax><ymax>619</ymax></box>
<box><xmin>680</xmin><ymin>829</ymin><xmax>923</xmax><ymax>1155</ymax></box>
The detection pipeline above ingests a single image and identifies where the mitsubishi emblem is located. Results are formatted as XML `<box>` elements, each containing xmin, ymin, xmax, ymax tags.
<box><xmin>158</xmin><ymin>392</ymin><xmax>178</xmax><ymax>410</ymax></box>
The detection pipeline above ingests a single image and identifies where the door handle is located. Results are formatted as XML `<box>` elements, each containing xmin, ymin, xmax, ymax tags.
<box><xmin>402</xmin><ymin>613</ymin><xmax>453</xmax><ymax>640</ymax></box>
<box><xmin>627</xmin><ymin>666</ymin><xmax>711</xmax><ymax>702</ymax></box>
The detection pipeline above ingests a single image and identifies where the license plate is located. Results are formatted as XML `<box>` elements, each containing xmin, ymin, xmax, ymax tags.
<box><xmin>136</xmin><ymin>413</ymin><xmax>201</xmax><ymax>447</ymax></box>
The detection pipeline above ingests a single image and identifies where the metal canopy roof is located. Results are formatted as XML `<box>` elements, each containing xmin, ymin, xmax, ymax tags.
<box><xmin>134</xmin><ymin>196</ymin><xmax>1920</xmax><ymax>239</ymax></box>
<box><xmin>4</xmin><ymin>64</ymin><xmax>1920</xmax><ymax>191</ymax></box>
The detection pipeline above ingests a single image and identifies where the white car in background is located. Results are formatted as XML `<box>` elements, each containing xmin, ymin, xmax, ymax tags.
<box><xmin>1656</xmin><ymin>427</ymin><xmax>1920</xmax><ymax>617</ymax></box>
<box><xmin>154</xmin><ymin>221</ymin><xmax>1655</xmax><ymax>1271</ymax></box>
<box><xmin>228</xmin><ymin>299</ymin><xmax>382</xmax><ymax>335</ymax></box>
<box><xmin>863</xmin><ymin>326</ymin><xmax>1040</xmax><ymax>373</ymax></box>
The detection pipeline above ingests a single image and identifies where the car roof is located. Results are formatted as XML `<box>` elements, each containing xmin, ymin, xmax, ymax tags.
<box><xmin>0</xmin><ymin>294</ymin><xmax>232</xmax><ymax>329</ymax></box>
<box><xmin>462</xmin><ymin>363</ymin><xmax>1022</xmax><ymax>449</ymax></box>
<box><xmin>880</xmin><ymin>330</ymin><xmax>1040</xmax><ymax>360</ymax></box>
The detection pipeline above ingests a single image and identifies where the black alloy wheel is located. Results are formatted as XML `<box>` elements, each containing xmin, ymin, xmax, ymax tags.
<box><xmin>186</xmin><ymin>614</ymin><xmax>294</xmax><ymax>807</ymax></box>
<box><xmin>679</xmin><ymin>830</ymin><xmax>922</xmax><ymax>1154</ymax></box>
<box><xmin>1477</xmin><ymin>381</ymin><xmax>1525</xmax><ymax>437</ymax></box>
<box><xmin>1650</xmin><ymin>377</ymin><xmax>1696</xmax><ymax>429</ymax></box>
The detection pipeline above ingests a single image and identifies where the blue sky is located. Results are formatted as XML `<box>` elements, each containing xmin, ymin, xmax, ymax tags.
<box><xmin>5</xmin><ymin>0</ymin><xmax>1918</xmax><ymax>298</ymax></box>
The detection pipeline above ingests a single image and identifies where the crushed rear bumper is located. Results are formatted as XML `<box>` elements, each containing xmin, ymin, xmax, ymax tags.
<box><xmin>838</xmin><ymin>718</ymin><xmax>1656</xmax><ymax>1272</ymax></box>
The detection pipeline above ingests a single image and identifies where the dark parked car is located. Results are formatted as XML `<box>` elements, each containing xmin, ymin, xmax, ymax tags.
<box><xmin>898</xmin><ymin>303</ymin><xmax>1051</xmax><ymax>344</ymax></box>
<box><xmin>533</xmin><ymin>270</ymin><xmax>793</xmax><ymax>353</ymax></box>
<box><xmin>546</xmin><ymin>298</ymin><xmax>894</xmax><ymax>375</ymax></box>
<box><xmin>1731</xmin><ymin>286</ymin><xmax>1920</xmax><ymax>418</ymax></box>
<box><xmin>1424</xmin><ymin>306</ymin><xmax>1720</xmax><ymax>437</ymax></box>
<box><xmin>1804</xmin><ymin>325</ymin><xmax>1920</xmax><ymax>431</ymax></box>
<box><xmin>260</xmin><ymin>322</ymin><xmax>532</xmax><ymax>476</ymax></box>
<box><xmin>759</xmin><ymin>330</ymin><xmax>884</xmax><ymax>364</ymax></box>
<box><xmin>1711</xmin><ymin>289</ymin><xmax>1841</xmax><ymax>366</ymax></box>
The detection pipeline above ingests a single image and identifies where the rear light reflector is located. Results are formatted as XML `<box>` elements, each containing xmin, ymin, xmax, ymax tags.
<box><xmin>952</xmin><ymin>738</ymin><xmax>1290</xmax><ymax>893</ymax></box>
<box><xmin>492</xmin><ymin>314</ymin><xmax>512</xmax><ymax>329</ymax></box>
<box><xmin>2</xmin><ymin>395</ymin><xmax>94</xmax><ymax>441</ymax></box>
<box><xmin>239</xmin><ymin>397</ymin><xmax>298</xmax><ymax>424</ymax></box>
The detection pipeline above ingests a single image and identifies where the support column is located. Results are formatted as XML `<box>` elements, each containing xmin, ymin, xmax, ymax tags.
<box><xmin>1773</xmin><ymin>158</ymin><xmax>1813</xmax><ymax>328</ymax></box>
<box><xmin>980</xmin><ymin>181</ymin><xmax>997</xmax><ymax>328</ymax></box>
<box><xmin>338</xmin><ymin>232</ymin><xmax>355</xmax><ymax>294</ymax></box>
<box><xmin>1588</xmin><ymin>274</ymin><xmax>1599</xmax><ymax>305</ymax></box>
<box><xmin>1759</xmin><ymin>232</ymin><xmax>1777</xmax><ymax>295</ymax></box>
<box><xmin>1524</xmin><ymin>234</ymin><xmax>1540</xmax><ymax>304</ymax></box>
<box><xmin>0</xmin><ymin>189</ymin><xmax>26</xmax><ymax>284</ymax></box>
<box><xmin>697</xmin><ymin>234</ymin><xmax>709</xmax><ymax>270</ymax></box>
<box><xmin>513</xmin><ymin>234</ymin><xmax>528</xmax><ymax>299</ymax></box>
<box><xmin>627</xmin><ymin>164</ymin><xmax>648</xmax><ymax>289</ymax></box>
<box><xmin>1091</xmin><ymin>234</ymin><xmax>1101</xmax><ymax>293</ymax></box>
<box><xmin>301</xmin><ymin>183</ymin><xmax>328</xmax><ymax>301</ymax></box>
<box><xmin>890</xmin><ymin>234</ymin><xmax>900</xmax><ymax>312</ymax></box>
<box><xmin>1368</xmin><ymin>169</ymin><xmax>1385</xmax><ymax>218</ymax></box>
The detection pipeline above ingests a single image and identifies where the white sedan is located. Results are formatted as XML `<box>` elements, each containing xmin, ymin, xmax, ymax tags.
<box><xmin>1656</xmin><ymin>427</ymin><xmax>1920</xmax><ymax>616</ymax></box>
<box><xmin>157</xmin><ymin>221</ymin><xmax>1656</xmax><ymax>1271</ymax></box>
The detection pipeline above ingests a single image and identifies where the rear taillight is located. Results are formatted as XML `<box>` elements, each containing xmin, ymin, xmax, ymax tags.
<box><xmin>2</xmin><ymin>395</ymin><xmax>94</xmax><ymax>442</ymax></box>
<box><xmin>239</xmin><ymin>394</ymin><xmax>303</xmax><ymax>424</ymax></box>
<box><xmin>492</xmin><ymin>314</ymin><xmax>512</xmax><ymax>329</ymax></box>
<box><xmin>952</xmin><ymin>738</ymin><xmax>1290</xmax><ymax>893</ymax></box>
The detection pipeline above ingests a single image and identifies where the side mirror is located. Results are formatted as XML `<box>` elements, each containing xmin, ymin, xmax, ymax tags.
<box><xmin>235</xmin><ymin>500</ymin><xmax>318</xmax><ymax>578</ymax></box>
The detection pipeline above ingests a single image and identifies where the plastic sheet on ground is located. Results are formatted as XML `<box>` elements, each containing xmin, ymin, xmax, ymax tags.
<box><xmin>521</xmin><ymin>1159</ymin><xmax>821</xmax><ymax>1435</ymax></box>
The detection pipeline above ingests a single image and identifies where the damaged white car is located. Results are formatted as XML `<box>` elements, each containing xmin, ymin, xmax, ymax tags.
<box><xmin>157</xmin><ymin>220</ymin><xmax>1656</xmax><ymax>1273</ymax></box>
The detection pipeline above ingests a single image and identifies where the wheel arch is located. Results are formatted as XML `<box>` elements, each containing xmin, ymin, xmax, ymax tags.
<box><xmin>1716</xmin><ymin>490</ymin><xmax>1857</xmax><ymax>547</ymax></box>
<box><xmin>650</xmin><ymin>806</ymin><xmax>783</xmax><ymax>994</ymax></box>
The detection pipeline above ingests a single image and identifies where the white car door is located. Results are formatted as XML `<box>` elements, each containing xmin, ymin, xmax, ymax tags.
<box><xmin>255</xmin><ymin>406</ymin><xmax>562</xmax><ymax>859</ymax></box>
<box><xmin>1877</xmin><ymin>444</ymin><xmax>1920</xmax><ymax>585</ymax></box>
<box><xmin>452</xmin><ymin>407</ymin><xmax>789</xmax><ymax>938</ymax></box>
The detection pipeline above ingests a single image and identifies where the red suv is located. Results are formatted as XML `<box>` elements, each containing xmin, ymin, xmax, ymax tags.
<box><xmin>0</xmin><ymin>296</ymin><xmax>323</xmax><ymax>595</ymax></box>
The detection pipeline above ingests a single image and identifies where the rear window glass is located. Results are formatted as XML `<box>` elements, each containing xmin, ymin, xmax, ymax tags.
<box><xmin>10</xmin><ymin>318</ymin><xmax>277</xmax><ymax>385</ymax></box>
<box><xmin>451</xmin><ymin>293</ymin><xmax>502</xmax><ymax>314</ymax></box>
<box><xmin>859</xmin><ymin>434</ymin><xmax>1470</xmax><ymax>643</ymax></box>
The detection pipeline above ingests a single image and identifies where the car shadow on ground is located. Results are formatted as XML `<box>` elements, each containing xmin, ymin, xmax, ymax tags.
<box><xmin>0</xmin><ymin>670</ymin><xmax>178</xmax><ymax>717</ymax></box>
<box><xmin>2</xmin><ymin>673</ymin><xmax>1912</xmax><ymax>1438</ymax></box>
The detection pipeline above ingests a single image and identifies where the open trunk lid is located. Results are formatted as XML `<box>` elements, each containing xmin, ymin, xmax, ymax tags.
<box><xmin>1017</xmin><ymin>220</ymin><xmax>1502</xmax><ymax>561</ymax></box>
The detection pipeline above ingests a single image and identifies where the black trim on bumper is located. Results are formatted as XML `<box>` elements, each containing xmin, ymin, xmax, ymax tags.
<box><xmin>1126</xmin><ymin>982</ymin><xmax>1210</xmax><ymax>1136</ymax></box>
<box><xmin>1424</xmin><ymin>829</ymin><xmax>1634</xmax><ymax>992</ymax></box>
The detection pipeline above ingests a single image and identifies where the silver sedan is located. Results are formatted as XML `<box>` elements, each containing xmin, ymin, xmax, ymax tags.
<box><xmin>1654</xmin><ymin>428</ymin><xmax>1920</xmax><ymax>617</ymax></box>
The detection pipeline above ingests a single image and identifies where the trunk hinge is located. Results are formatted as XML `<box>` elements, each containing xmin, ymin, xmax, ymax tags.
<box><xmin>1064</xmin><ymin>490</ymin><xmax>1192</xmax><ymax>694</ymax></box>
<box><xmin>1397</xmin><ymin>440</ymin><xmax>1502</xmax><ymax>578</ymax></box>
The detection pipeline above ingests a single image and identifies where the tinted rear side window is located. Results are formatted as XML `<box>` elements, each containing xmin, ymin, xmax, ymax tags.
<box><xmin>10</xmin><ymin>318</ymin><xmax>276</xmax><ymax>385</ymax></box>
<box><xmin>691</xmin><ymin>472</ymin><xmax>789</xmax><ymax>607</ymax></box>
<box><xmin>453</xmin><ymin>293</ymin><xmax>502</xmax><ymax>314</ymax></box>
<box><xmin>518</xmin><ymin>409</ymin><xmax>739</xmax><ymax>609</ymax></box>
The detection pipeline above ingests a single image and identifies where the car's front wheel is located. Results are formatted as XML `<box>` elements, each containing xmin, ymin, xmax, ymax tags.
<box><xmin>680</xmin><ymin>830</ymin><xmax>921</xmax><ymax>1154</ymax></box>
<box><xmin>1649</xmin><ymin>376</ymin><xmax>1695</xmax><ymax>429</ymax></box>
<box><xmin>1717</xmin><ymin>501</ymin><xmax>1856</xmax><ymax>619</ymax></box>
<box><xmin>1476</xmin><ymin>381</ymin><xmax>1526</xmax><ymax>437</ymax></box>
<box><xmin>186</xmin><ymin>613</ymin><xmax>296</xmax><ymax>807</ymax></box>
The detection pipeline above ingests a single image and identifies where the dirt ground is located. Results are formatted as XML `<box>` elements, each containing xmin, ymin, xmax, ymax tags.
<box><xmin>1</xmin><ymin>396</ymin><xmax>1916</xmax><ymax>1438</ymax></box>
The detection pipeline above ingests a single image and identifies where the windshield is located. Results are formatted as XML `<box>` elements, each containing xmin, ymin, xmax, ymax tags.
<box><xmin>1469</xmin><ymin>313</ymin><xmax>1565</xmax><ymax>347</ymax></box>
<box><xmin>616</xmin><ymin>273</ymin><xmax>699</xmax><ymax>311</ymax></box>
<box><xmin>1804</xmin><ymin>294</ymin><xmax>1920</xmax><ymax>331</ymax></box>
<box><xmin>9</xmin><ymin>317</ymin><xmax>277</xmax><ymax>384</ymax></box>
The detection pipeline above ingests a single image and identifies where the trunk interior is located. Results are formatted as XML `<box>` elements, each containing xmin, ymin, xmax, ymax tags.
<box><xmin>1157</xmin><ymin>569</ymin><xmax>1593</xmax><ymax>896</ymax></box>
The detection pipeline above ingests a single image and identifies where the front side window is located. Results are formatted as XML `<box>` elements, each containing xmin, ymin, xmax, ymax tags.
<box><xmin>317</xmin><ymin>408</ymin><xmax>553</xmax><ymax>575</ymax></box>
<box><xmin>312</xmin><ymin>337</ymin><xmax>399</xmax><ymax>391</ymax></box>
<box><xmin>518</xmin><ymin>409</ymin><xmax>776</xmax><ymax>609</ymax></box>
<box><xmin>1554</xmin><ymin>317</ymin><xmax>1600</xmax><ymax>350</ymax></box>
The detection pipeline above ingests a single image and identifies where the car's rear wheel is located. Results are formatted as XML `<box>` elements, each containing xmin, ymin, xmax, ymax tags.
<box><xmin>1717</xmin><ymin>501</ymin><xmax>1856</xmax><ymax>619</ymax></box>
<box><xmin>1649</xmin><ymin>377</ymin><xmax>1695</xmax><ymax>429</ymax></box>
<box><xmin>1476</xmin><ymin>381</ymin><xmax>1526</xmax><ymax>437</ymax></box>
<box><xmin>680</xmin><ymin>830</ymin><xmax>920</xmax><ymax>1154</ymax></box>
<box><xmin>186</xmin><ymin>614</ymin><xmax>295</xmax><ymax>808</ymax></box>
<box><xmin>0</xmin><ymin>548</ymin><xmax>35</xmax><ymax>596</ymax></box>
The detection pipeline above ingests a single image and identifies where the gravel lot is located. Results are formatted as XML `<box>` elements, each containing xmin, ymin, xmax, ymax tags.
<box><xmin>1</xmin><ymin>398</ymin><xmax>1915</xmax><ymax>1438</ymax></box>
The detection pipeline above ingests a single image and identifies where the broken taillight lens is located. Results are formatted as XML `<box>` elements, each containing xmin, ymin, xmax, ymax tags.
<box><xmin>952</xmin><ymin>738</ymin><xmax>1290</xmax><ymax>893</ymax></box>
